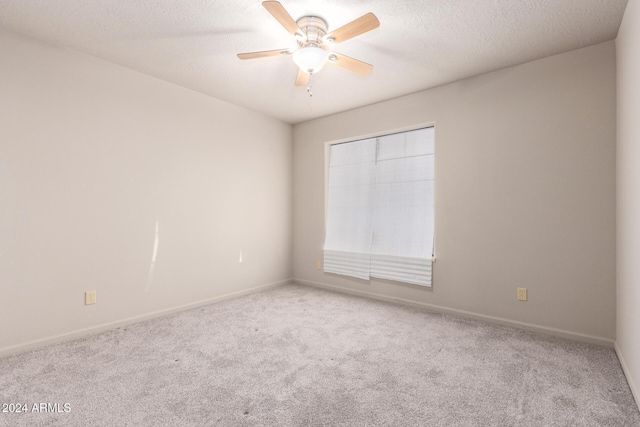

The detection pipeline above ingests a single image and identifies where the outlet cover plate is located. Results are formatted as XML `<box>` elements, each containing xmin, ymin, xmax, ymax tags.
<box><xmin>517</xmin><ymin>287</ymin><xmax>528</xmax><ymax>302</ymax></box>
<box><xmin>85</xmin><ymin>290</ymin><xmax>96</xmax><ymax>305</ymax></box>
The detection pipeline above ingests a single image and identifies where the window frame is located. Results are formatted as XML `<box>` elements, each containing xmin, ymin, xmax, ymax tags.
<box><xmin>322</xmin><ymin>123</ymin><xmax>437</xmax><ymax>286</ymax></box>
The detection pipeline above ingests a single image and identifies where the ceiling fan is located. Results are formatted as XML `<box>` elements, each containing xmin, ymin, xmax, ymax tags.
<box><xmin>237</xmin><ymin>1</ymin><xmax>380</xmax><ymax>86</ymax></box>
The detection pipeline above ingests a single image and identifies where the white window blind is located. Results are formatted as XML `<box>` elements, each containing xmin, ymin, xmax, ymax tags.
<box><xmin>323</xmin><ymin>127</ymin><xmax>435</xmax><ymax>287</ymax></box>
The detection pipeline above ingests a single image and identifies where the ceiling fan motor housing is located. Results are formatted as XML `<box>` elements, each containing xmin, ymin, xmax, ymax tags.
<box><xmin>296</xmin><ymin>16</ymin><xmax>329</xmax><ymax>48</ymax></box>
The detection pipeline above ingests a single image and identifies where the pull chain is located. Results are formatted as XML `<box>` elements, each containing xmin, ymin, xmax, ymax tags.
<box><xmin>307</xmin><ymin>72</ymin><xmax>314</xmax><ymax>98</ymax></box>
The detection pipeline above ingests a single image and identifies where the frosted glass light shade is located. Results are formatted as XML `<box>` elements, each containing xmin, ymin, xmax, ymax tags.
<box><xmin>293</xmin><ymin>46</ymin><xmax>329</xmax><ymax>73</ymax></box>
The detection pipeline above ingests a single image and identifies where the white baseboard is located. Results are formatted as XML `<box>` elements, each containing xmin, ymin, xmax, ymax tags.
<box><xmin>615</xmin><ymin>342</ymin><xmax>640</xmax><ymax>409</ymax></box>
<box><xmin>294</xmin><ymin>278</ymin><xmax>615</xmax><ymax>348</ymax></box>
<box><xmin>0</xmin><ymin>279</ymin><xmax>291</xmax><ymax>358</ymax></box>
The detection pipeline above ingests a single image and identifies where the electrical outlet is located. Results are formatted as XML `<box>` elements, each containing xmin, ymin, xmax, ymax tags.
<box><xmin>517</xmin><ymin>287</ymin><xmax>528</xmax><ymax>302</ymax></box>
<box><xmin>85</xmin><ymin>290</ymin><xmax>96</xmax><ymax>305</ymax></box>
<box><xmin>316</xmin><ymin>261</ymin><xmax>322</xmax><ymax>270</ymax></box>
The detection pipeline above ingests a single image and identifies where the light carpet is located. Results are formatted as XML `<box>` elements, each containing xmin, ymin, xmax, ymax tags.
<box><xmin>1</xmin><ymin>283</ymin><xmax>638</xmax><ymax>426</ymax></box>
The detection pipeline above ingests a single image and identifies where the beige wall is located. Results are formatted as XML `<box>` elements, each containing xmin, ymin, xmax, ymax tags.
<box><xmin>293</xmin><ymin>41</ymin><xmax>616</xmax><ymax>344</ymax></box>
<box><xmin>0</xmin><ymin>28</ymin><xmax>292</xmax><ymax>354</ymax></box>
<box><xmin>616</xmin><ymin>0</ymin><xmax>640</xmax><ymax>406</ymax></box>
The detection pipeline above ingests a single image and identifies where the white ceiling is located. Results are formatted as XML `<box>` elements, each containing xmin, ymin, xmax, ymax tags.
<box><xmin>0</xmin><ymin>0</ymin><xmax>628</xmax><ymax>124</ymax></box>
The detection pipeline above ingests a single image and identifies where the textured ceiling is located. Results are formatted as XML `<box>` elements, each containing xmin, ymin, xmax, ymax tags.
<box><xmin>0</xmin><ymin>0</ymin><xmax>629</xmax><ymax>124</ymax></box>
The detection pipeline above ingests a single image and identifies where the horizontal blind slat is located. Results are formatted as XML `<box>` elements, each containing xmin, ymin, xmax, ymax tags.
<box><xmin>323</xmin><ymin>250</ymin><xmax>371</xmax><ymax>280</ymax></box>
<box><xmin>370</xmin><ymin>254</ymin><xmax>432</xmax><ymax>287</ymax></box>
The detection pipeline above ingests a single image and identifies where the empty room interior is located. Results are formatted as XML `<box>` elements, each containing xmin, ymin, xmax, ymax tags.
<box><xmin>1</xmin><ymin>0</ymin><xmax>640</xmax><ymax>425</ymax></box>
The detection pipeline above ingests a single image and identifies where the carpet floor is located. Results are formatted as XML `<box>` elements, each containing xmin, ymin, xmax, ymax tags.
<box><xmin>1</xmin><ymin>283</ymin><xmax>638</xmax><ymax>426</ymax></box>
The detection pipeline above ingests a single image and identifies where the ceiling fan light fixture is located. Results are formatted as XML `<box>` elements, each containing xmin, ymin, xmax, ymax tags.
<box><xmin>293</xmin><ymin>45</ymin><xmax>329</xmax><ymax>74</ymax></box>
<box><xmin>238</xmin><ymin>2</ymin><xmax>380</xmax><ymax>85</ymax></box>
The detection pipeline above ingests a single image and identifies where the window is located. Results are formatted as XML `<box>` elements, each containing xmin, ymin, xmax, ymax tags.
<box><xmin>323</xmin><ymin>127</ymin><xmax>435</xmax><ymax>286</ymax></box>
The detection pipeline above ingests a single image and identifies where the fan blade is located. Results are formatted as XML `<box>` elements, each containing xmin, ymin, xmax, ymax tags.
<box><xmin>328</xmin><ymin>52</ymin><xmax>373</xmax><ymax>75</ymax></box>
<box><xmin>324</xmin><ymin>13</ymin><xmax>380</xmax><ymax>44</ymax></box>
<box><xmin>237</xmin><ymin>48</ymin><xmax>291</xmax><ymax>60</ymax></box>
<box><xmin>295</xmin><ymin>68</ymin><xmax>309</xmax><ymax>86</ymax></box>
<box><xmin>262</xmin><ymin>1</ymin><xmax>304</xmax><ymax>38</ymax></box>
